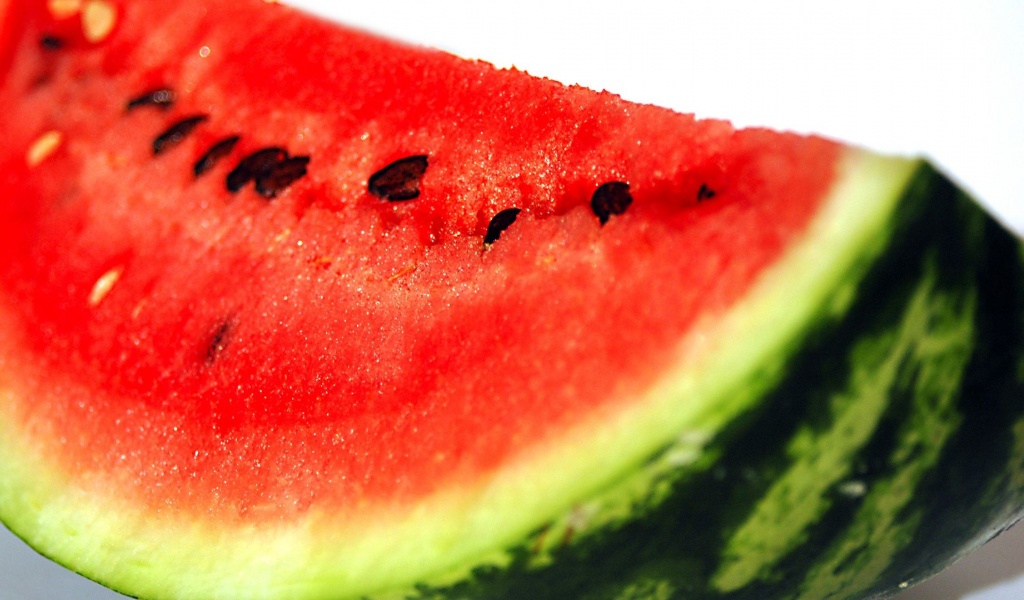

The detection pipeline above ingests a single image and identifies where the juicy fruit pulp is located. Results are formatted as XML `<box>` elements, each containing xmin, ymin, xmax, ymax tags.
<box><xmin>2</xmin><ymin>1</ymin><xmax>1024</xmax><ymax>599</ymax></box>
<box><xmin>0</xmin><ymin>0</ymin><xmax>838</xmax><ymax>515</ymax></box>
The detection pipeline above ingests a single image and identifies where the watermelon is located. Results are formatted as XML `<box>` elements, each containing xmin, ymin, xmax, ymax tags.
<box><xmin>1</xmin><ymin>1</ymin><xmax>1023</xmax><ymax>599</ymax></box>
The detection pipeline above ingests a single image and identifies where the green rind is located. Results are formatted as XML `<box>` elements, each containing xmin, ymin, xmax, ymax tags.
<box><xmin>402</xmin><ymin>164</ymin><xmax>1024</xmax><ymax>599</ymax></box>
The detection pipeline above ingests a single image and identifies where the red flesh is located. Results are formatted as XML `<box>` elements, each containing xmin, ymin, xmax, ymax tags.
<box><xmin>0</xmin><ymin>0</ymin><xmax>839</xmax><ymax>520</ymax></box>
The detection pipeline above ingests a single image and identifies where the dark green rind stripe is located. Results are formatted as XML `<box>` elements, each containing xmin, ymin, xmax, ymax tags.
<box><xmin>722</xmin><ymin>258</ymin><xmax>974</xmax><ymax>595</ymax></box>
<box><xmin>402</xmin><ymin>163</ymin><xmax>1024</xmax><ymax>600</ymax></box>
<box><xmin>855</xmin><ymin>194</ymin><xmax>1024</xmax><ymax>598</ymax></box>
<box><xmin>793</xmin><ymin>171</ymin><xmax>1024</xmax><ymax>600</ymax></box>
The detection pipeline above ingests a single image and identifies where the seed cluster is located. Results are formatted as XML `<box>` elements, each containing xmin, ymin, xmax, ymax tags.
<box><xmin>30</xmin><ymin>21</ymin><xmax>722</xmax><ymax>370</ymax></box>
<box><xmin>365</xmin><ymin>155</ymin><xmax>650</xmax><ymax>244</ymax></box>
<box><xmin>231</xmin><ymin>150</ymin><xmax>311</xmax><ymax>199</ymax></box>
<box><xmin>113</xmin><ymin>81</ymin><xmax>721</xmax><ymax>248</ymax></box>
<box><xmin>36</xmin><ymin>0</ymin><xmax>722</xmax><ymax>265</ymax></box>
<box><xmin>123</xmin><ymin>87</ymin><xmax>310</xmax><ymax>200</ymax></box>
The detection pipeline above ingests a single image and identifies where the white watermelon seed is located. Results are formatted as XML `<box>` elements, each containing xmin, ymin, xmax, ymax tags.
<box><xmin>837</xmin><ymin>480</ymin><xmax>868</xmax><ymax>499</ymax></box>
<box><xmin>89</xmin><ymin>267</ymin><xmax>123</xmax><ymax>307</ymax></box>
<box><xmin>130</xmin><ymin>299</ymin><xmax>147</xmax><ymax>320</ymax></box>
<box><xmin>47</xmin><ymin>0</ymin><xmax>82</xmax><ymax>20</ymax></box>
<box><xmin>26</xmin><ymin>130</ymin><xmax>63</xmax><ymax>167</ymax></box>
<box><xmin>82</xmin><ymin>0</ymin><xmax>117</xmax><ymax>44</ymax></box>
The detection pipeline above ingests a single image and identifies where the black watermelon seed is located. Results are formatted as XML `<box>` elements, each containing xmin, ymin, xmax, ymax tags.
<box><xmin>205</xmin><ymin>320</ymin><xmax>232</xmax><ymax>365</ymax></box>
<box><xmin>484</xmin><ymin>208</ymin><xmax>522</xmax><ymax>245</ymax></box>
<box><xmin>127</xmin><ymin>88</ymin><xmax>176</xmax><ymax>112</ymax></box>
<box><xmin>591</xmin><ymin>181</ymin><xmax>632</xmax><ymax>225</ymax></box>
<box><xmin>698</xmin><ymin>183</ymin><xmax>716</xmax><ymax>201</ymax></box>
<box><xmin>368</xmin><ymin>155</ymin><xmax>429</xmax><ymax>201</ymax></box>
<box><xmin>226</xmin><ymin>147</ymin><xmax>288</xmax><ymax>193</ymax></box>
<box><xmin>255</xmin><ymin>156</ymin><xmax>310</xmax><ymax>199</ymax></box>
<box><xmin>194</xmin><ymin>135</ymin><xmax>241</xmax><ymax>178</ymax></box>
<box><xmin>152</xmin><ymin>115</ymin><xmax>208</xmax><ymax>155</ymax></box>
<box><xmin>40</xmin><ymin>35</ymin><xmax>64</xmax><ymax>50</ymax></box>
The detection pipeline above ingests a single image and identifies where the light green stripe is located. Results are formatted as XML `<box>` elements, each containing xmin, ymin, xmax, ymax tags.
<box><xmin>712</xmin><ymin>256</ymin><xmax>976</xmax><ymax>593</ymax></box>
<box><xmin>795</xmin><ymin>275</ymin><xmax>975</xmax><ymax>599</ymax></box>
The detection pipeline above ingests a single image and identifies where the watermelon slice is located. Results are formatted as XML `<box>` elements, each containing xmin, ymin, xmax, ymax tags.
<box><xmin>2</xmin><ymin>1</ymin><xmax>1024</xmax><ymax>599</ymax></box>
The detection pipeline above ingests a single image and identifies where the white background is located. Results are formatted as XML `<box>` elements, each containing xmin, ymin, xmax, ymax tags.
<box><xmin>2</xmin><ymin>1</ymin><xmax>1022</xmax><ymax>598</ymax></box>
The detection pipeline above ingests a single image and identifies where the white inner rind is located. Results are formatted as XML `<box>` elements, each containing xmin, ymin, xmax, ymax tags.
<box><xmin>0</xmin><ymin>149</ymin><xmax>918</xmax><ymax>599</ymax></box>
